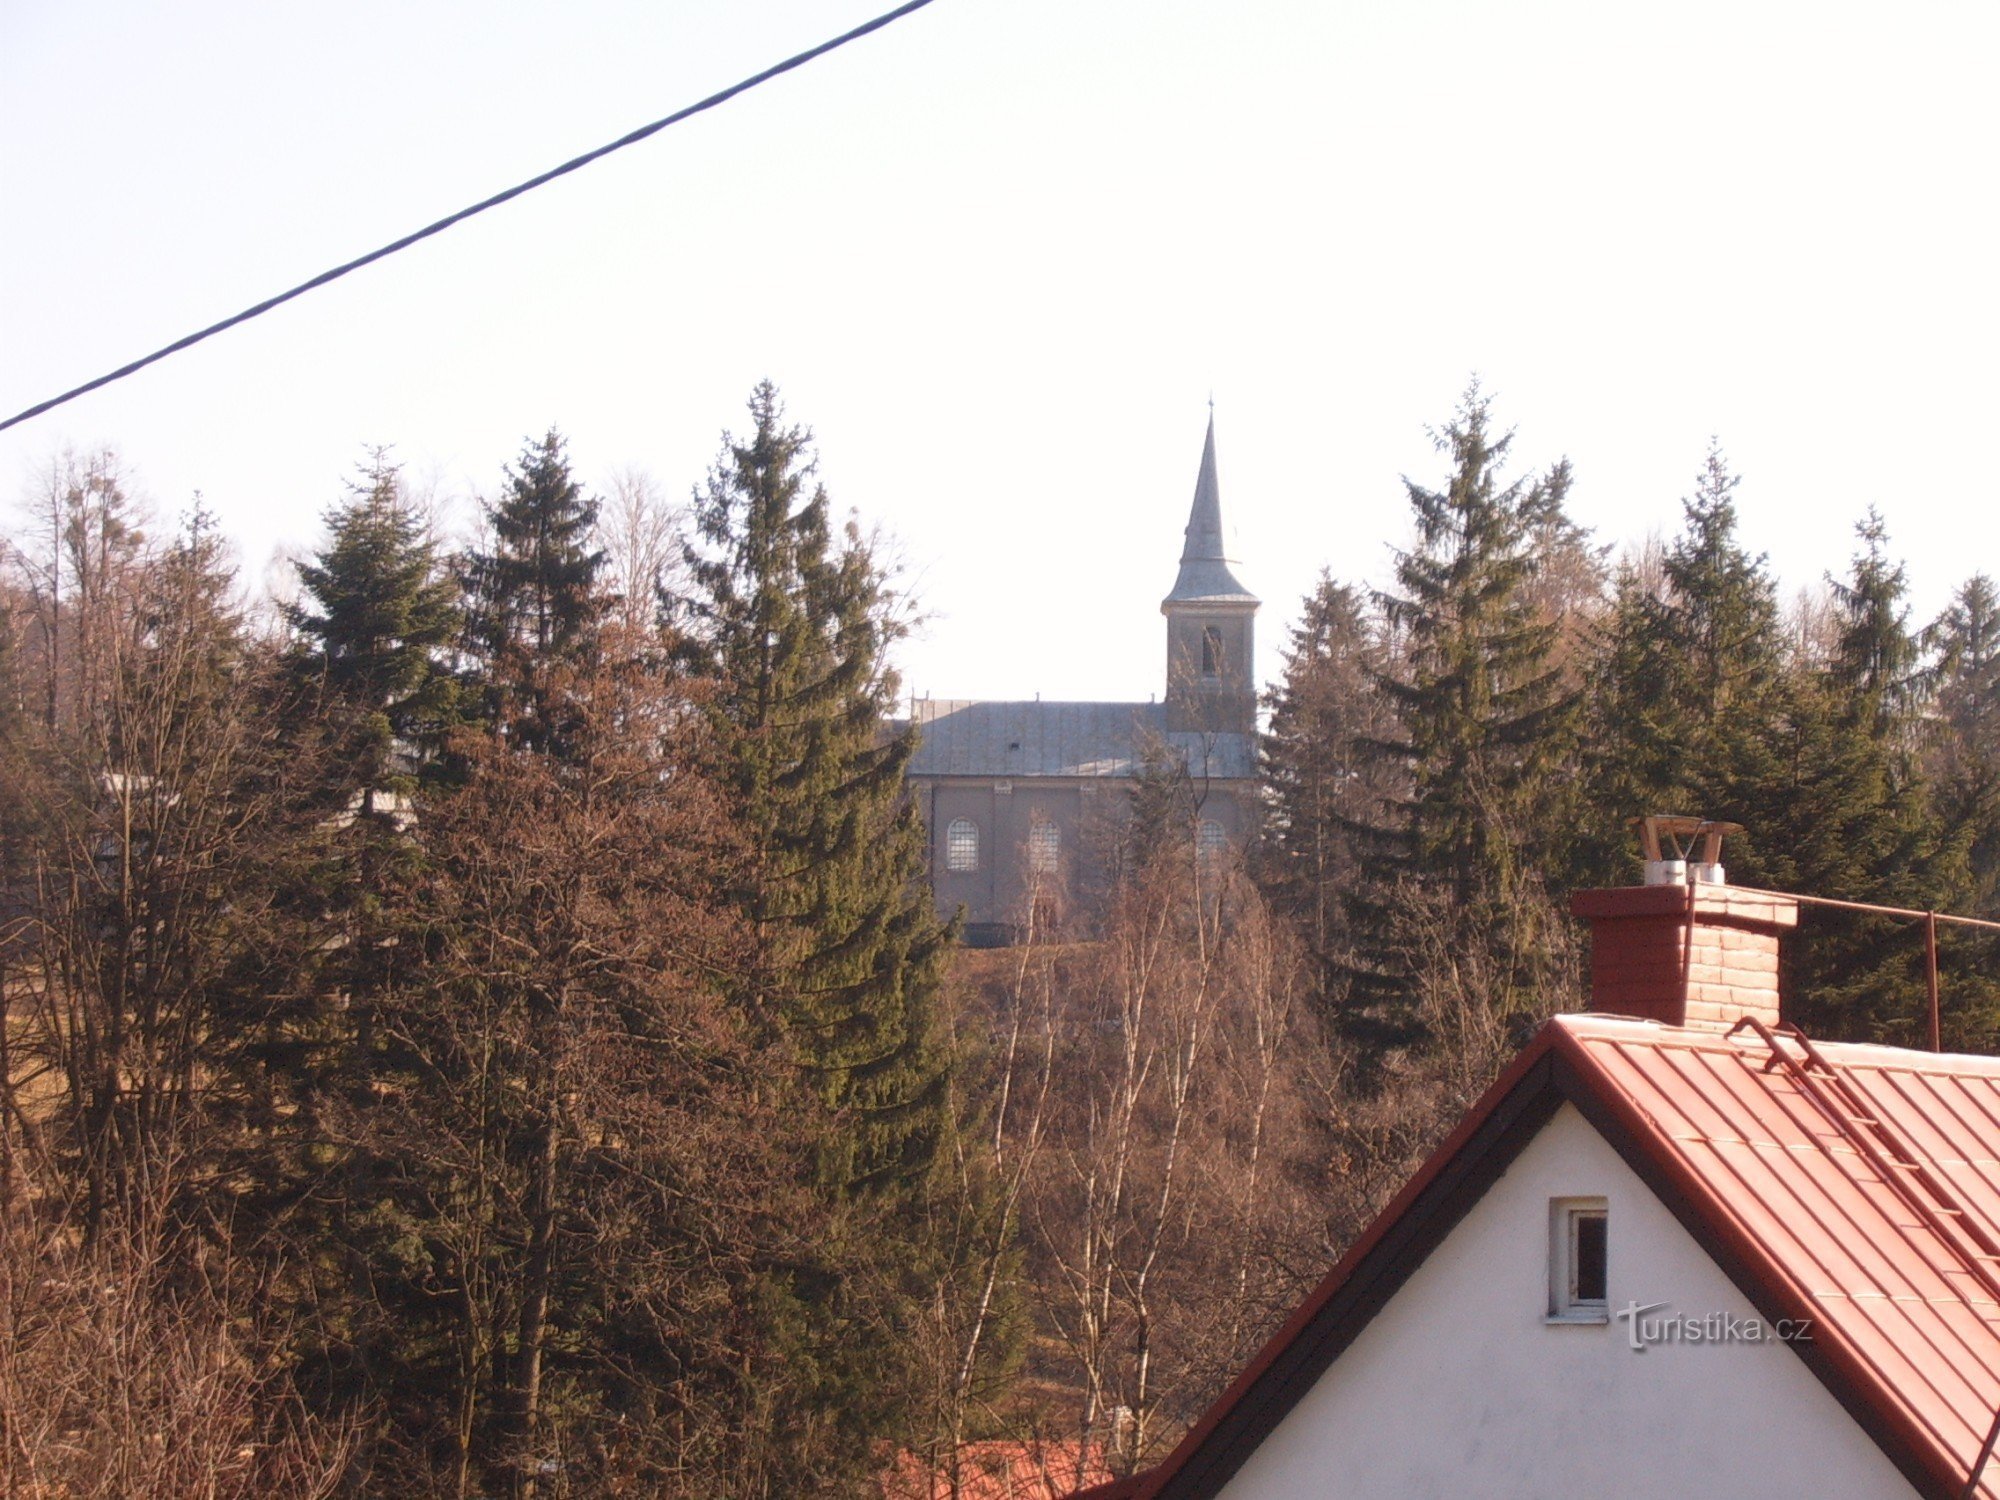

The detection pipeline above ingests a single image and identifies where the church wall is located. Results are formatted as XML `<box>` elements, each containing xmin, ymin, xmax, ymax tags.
<box><xmin>1189</xmin><ymin>780</ymin><xmax>1254</xmax><ymax>846</ymax></box>
<box><xmin>921</xmin><ymin>777</ymin><xmax>1105</xmax><ymax>935</ymax></box>
<box><xmin>920</xmin><ymin>778</ymin><xmax>1000</xmax><ymax>927</ymax></box>
<box><xmin>917</xmin><ymin>774</ymin><xmax>1257</xmax><ymax>938</ymax></box>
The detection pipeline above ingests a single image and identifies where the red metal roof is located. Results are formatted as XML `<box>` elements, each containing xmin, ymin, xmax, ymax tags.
<box><xmin>1570</xmin><ymin>1017</ymin><xmax>2000</xmax><ymax>1494</ymax></box>
<box><xmin>1107</xmin><ymin>1014</ymin><xmax>2000</xmax><ymax>1500</ymax></box>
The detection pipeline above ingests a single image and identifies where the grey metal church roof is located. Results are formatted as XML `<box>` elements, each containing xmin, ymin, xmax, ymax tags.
<box><xmin>903</xmin><ymin>699</ymin><xmax>1255</xmax><ymax>781</ymax></box>
<box><xmin>1163</xmin><ymin>413</ymin><xmax>1258</xmax><ymax>606</ymax></box>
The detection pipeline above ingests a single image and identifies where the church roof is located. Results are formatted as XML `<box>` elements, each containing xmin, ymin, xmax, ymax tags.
<box><xmin>903</xmin><ymin>699</ymin><xmax>1255</xmax><ymax>781</ymax></box>
<box><xmin>1162</xmin><ymin>414</ymin><xmax>1257</xmax><ymax>607</ymax></box>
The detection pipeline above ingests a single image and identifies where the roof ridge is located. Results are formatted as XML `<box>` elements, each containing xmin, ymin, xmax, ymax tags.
<box><xmin>1560</xmin><ymin>1012</ymin><xmax>2000</xmax><ymax>1075</ymax></box>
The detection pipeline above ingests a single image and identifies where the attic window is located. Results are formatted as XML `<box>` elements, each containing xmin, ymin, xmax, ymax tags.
<box><xmin>1548</xmin><ymin>1197</ymin><xmax>1609</xmax><ymax>1323</ymax></box>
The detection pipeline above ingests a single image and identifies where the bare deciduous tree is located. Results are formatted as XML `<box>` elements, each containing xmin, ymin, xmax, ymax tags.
<box><xmin>601</xmin><ymin>465</ymin><xmax>686</xmax><ymax>641</ymax></box>
<box><xmin>0</xmin><ymin>1180</ymin><xmax>352</xmax><ymax>1499</ymax></box>
<box><xmin>1021</xmin><ymin>837</ymin><xmax>1329</xmax><ymax>1477</ymax></box>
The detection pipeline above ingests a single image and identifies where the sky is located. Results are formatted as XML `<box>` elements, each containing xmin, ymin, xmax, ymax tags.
<box><xmin>4</xmin><ymin>0</ymin><xmax>1997</xmax><ymax>706</ymax></box>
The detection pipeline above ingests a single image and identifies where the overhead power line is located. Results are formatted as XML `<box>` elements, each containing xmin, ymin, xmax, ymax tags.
<box><xmin>0</xmin><ymin>0</ymin><xmax>940</xmax><ymax>435</ymax></box>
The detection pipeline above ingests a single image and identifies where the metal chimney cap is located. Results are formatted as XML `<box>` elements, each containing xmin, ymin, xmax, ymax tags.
<box><xmin>1634</xmin><ymin>814</ymin><xmax>1745</xmax><ymax>874</ymax></box>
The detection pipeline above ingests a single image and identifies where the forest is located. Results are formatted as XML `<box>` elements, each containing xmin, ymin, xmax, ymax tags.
<box><xmin>2</xmin><ymin>380</ymin><xmax>1996</xmax><ymax>1498</ymax></box>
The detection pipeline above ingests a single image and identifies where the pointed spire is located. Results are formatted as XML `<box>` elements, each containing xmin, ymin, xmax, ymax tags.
<box><xmin>1164</xmin><ymin>411</ymin><xmax>1257</xmax><ymax>606</ymax></box>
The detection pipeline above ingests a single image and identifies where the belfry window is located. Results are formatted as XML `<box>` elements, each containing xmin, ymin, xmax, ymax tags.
<box><xmin>1201</xmin><ymin>626</ymin><xmax>1224</xmax><ymax>677</ymax></box>
<box><xmin>945</xmin><ymin>818</ymin><xmax>979</xmax><ymax>873</ymax></box>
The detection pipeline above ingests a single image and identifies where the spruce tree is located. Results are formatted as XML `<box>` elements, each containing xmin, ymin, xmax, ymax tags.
<box><xmin>282</xmin><ymin>450</ymin><xmax>809</xmax><ymax>1496</ymax></box>
<box><xmin>450</xmin><ymin>429</ymin><xmax>617</xmax><ymax>1493</ymax></box>
<box><xmin>288</xmin><ymin>453</ymin><xmax>461</xmax><ymax>806</ymax></box>
<box><xmin>277</xmin><ymin>458</ymin><xmax>465</xmax><ymax>1455</ymax></box>
<box><xmin>1829</xmin><ymin>510</ymin><xmax>1924</xmax><ymax>737</ymax></box>
<box><xmin>283</xmin><ymin>455</ymin><xmax>460</xmax><ymax>1051</ymax></box>
<box><xmin>1258</xmin><ymin>573</ymin><xmax>1397</xmax><ymax>998</ymax></box>
<box><xmin>675</xmin><ymin>381</ymin><xmax>952</xmax><ymax>1474</ymax></box>
<box><xmin>1660</xmin><ymin>445</ymin><xmax>1786</xmax><ymax>733</ymax></box>
<box><xmin>1342</xmin><ymin>385</ymin><xmax>1582</xmax><ymax>1048</ymax></box>
<box><xmin>462</xmin><ymin>428</ymin><xmax>608</xmax><ymax>754</ymax></box>
<box><xmin>1575</xmin><ymin>561</ymin><xmax>1677</xmax><ymax>883</ymax></box>
<box><xmin>1762</xmin><ymin>516</ymin><xmax>1958</xmax><ymax>1042</ymax></box>
<box><xmin>1925</xmin><ymin>574</ymin><xmax>2000</xmax><ymax>1046</ymax></box>
<box><xmin>1579</xmin><ymin>443</ymin><xmax>1786</xmax><ymax>882</ymax></box>
<box><xmin>1930</xmin><ymin>575</ymin><xmax>2000</xmax><ymax>915</ymax></box>
<box><xmin>1377</xmin><ymin>388</ymin><xmax>1579</xmax><ymax>900</ymax></box>
<box><xmin>1587</xmin><ymin>481</ymin><xmax>1983</xmax><ymax>1043</ymax></box>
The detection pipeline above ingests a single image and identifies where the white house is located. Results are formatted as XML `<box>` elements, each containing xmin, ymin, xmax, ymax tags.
<box><xmin>1075</xmin><ymin>866</ymin><xmax>2000</xmax><ymax>1499</ymax></box>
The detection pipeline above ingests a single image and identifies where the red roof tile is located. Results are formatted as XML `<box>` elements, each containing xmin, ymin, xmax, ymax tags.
<box><xmin>1107</xmin><ymin>1014</ymin><xmax>2000</xmax><ymax>1500</ymax></box>
<box><xmin>883</xmin><ymin>1438</ymin><xmax>1113</xmax><ymax>1499</ymax></box>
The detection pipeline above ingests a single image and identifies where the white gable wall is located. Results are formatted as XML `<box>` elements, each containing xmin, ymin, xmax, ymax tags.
<box><xmin>1215</xmin><ymin>1104</ymin><xmax>1916</xmax><ymax>1500</ymax></box>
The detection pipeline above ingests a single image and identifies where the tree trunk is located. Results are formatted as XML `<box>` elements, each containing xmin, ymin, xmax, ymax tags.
<box><xmin>512</xmin><ymin>1050</ymin><xmax>561</xmax><ymax>1499</ymax></box>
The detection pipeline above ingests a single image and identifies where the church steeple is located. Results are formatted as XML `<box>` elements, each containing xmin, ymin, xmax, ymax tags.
<box><xmin>1161</xmin><ymin>412</ymin><xmax>1258</xmax><ymax>736</ymax></box>
<box><xmin>1163</xmin><ymin>413</ymin><xmax>1258</xmax><ymax>607</ymax></box>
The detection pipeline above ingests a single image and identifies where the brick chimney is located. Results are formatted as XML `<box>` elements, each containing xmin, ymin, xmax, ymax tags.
<box><xmin>1569</xmin><ymin>817</ymin><xmax>1801</xmax><ymax>1033</ymax></box>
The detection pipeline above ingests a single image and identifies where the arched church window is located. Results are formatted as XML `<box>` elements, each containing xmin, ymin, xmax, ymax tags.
<box><xmin>1197</xmin><ymin>819</ymin><xmax>1228</xmax><ymax>862</ymax></box>
<box><xmin>1027</xmin><ymin>819</ymin><xmax>1061</xmax><ymax>875</ymax></box>
<box><xmin>1201</xmin><ymin>626</ymin><xmax>1224</xmax><ymax>677</ymax></box>
<box><xmin>945</xmin><ymin>818</ymin><xmax>979</xmax><ymax>872</ymax></box>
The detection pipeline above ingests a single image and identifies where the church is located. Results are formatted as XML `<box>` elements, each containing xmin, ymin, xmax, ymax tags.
<box><xmin>904</xmin><ymin>416</ymin><xmax>1260</xmax><ymax>944</ymax></box>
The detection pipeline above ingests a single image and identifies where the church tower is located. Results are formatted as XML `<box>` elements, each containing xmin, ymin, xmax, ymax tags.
<box><xmin>1162</xmin><ymin>414</ymin><xmax>1259</xmax><ymax>736</ymax></box>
